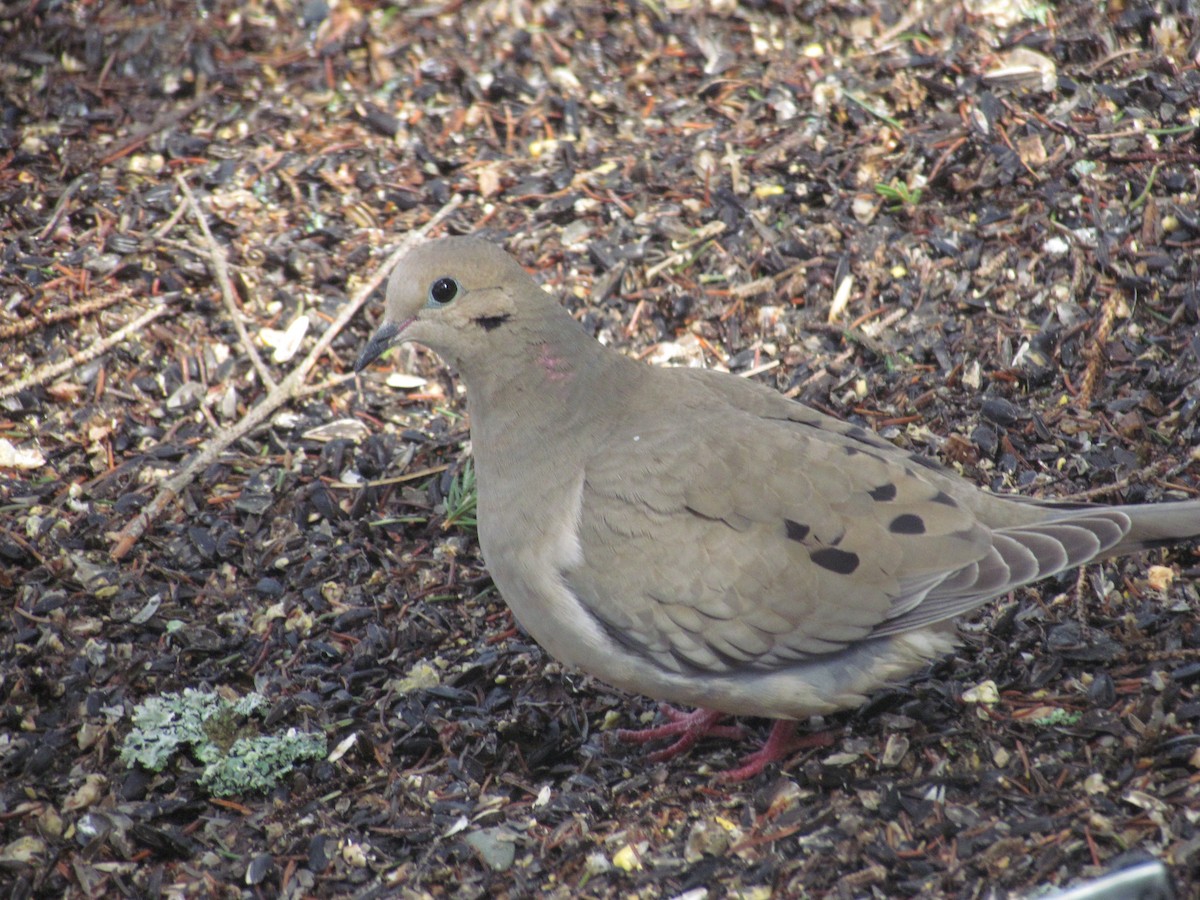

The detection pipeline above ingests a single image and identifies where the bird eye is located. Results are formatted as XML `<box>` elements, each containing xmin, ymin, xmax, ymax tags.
<box><xmin>428</xmin><ymin>277</ymin><xmax>460</xmax><ymax>307</ymax></box>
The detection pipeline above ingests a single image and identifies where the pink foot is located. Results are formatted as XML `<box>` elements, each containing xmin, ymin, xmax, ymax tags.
<box><xmin>617</xmin><ymin>708</ymin><xmax>834</xmax><ymax>781</ymax></box>
<box><xmin>715</xmin><ymin>721</ymin><xmax>834</xmax><ymax>783</ymax></box>
<box><xmin>617</xmin><ymin>706</ymin><xmax>746</xmax><ymax>762</ymax></box>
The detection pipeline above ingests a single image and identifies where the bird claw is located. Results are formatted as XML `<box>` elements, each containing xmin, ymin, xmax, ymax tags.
<box><xmin>617</xmin><ymin>706</ymin><xmax>744</xmax><ymax>748</ymax></box>
<box><xmin>713</xmin><ymin>721</ymin><xmax>834</xmax><ymax>782</ymax></box>
<box><xmin>618</xmin><ymin>708</ymin><xmax>833</xmax><ymax>781</ymax></box>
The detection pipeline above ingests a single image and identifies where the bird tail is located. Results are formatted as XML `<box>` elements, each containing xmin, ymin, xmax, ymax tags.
<box><xmin>868</xmin><ymin>498</ymin><xmax>1198</xmax><ymax>642</ymax></box>
<box><xmin>1105</xmin><ymin>499</ymin><xmax>1200</xmax><ymax>557</ymax></box>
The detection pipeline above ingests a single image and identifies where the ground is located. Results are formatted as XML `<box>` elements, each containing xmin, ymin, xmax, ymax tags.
<box><xmin>2</xmin><ymin>0</ymin><xmax>1200</xmax><ymax>897</ymax></box>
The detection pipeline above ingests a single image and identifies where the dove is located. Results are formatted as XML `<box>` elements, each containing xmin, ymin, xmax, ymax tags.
<box><xmin>355</xmin><ymin>236</ymin><xmax>1200</xmax><ymax>781</ymax></box>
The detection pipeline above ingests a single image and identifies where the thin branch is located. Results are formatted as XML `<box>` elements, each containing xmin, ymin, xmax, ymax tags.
<box><xmin>1060</xmin><ymin>456</ymin><xmax>1197</xmax><ymax>504</ymax></box>
<box><xmin>294</xmin><ymin>371</ymin><xmax>358</xmax><ymax>399</ymax></box>
<box><xmin>0</xmin><ymin>301</ymin><xmax>171</xmax><ymax>401</ymax></box>
<box><xmin>109</xmin><ymin>193</ymin><xmax>465</xmax><ymax>561</ymax></box>
<box><xmin>94</xmin><ymin>92</ymin><xmax>213</xmax><ymax>167</ymax></box>
<box><xmin>176</xmin><ymin>174</ymin><xmax>277</xmax><ymax>389</ymax></box>
<box><xmin>145</xmin><ymin>185</ymin><xmax>192</xmax><ymax>242</ymax></box>
<box><xmin>38</xmin><ymin>173</ymin><xmax>89</xmax><ymax>241</ymax></box>
<box><xmin>0</xmin><ymin>287</ymin><xmax>130</xmax><ymax>341</ymax></box>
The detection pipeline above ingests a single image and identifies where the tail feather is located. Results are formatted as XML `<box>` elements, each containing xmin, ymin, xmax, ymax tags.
<box><xmin>1107</xmin><ymin>499</ymin><xmax>1200</xmax><ymax>556</ymax></box>
<box><xmin>871</xmin><ymin>502</ymin><xmax>1198</xmax><ymax>641</ymax></box>
<box><xmin>1004</xmin><ymin>527</ymin><xmax>1072</xmax><ymax>574</ymax></box>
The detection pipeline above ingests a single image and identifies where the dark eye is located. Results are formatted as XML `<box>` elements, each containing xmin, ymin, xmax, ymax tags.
<box><xmin>428</xmin><ymin>277</ymin><xmax>460</xmax><ymax>306</ymax></box>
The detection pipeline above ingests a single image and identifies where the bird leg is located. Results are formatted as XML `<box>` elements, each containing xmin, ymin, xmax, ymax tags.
<box><xmin>617</xmin><ymin>706</ymin><xmax>747</xmax><ymax>761</ymax></box>
<box><xmin>714</xmin><ymin>720</ymin><xmax>833</xmax><ymax>783</ymax></box>
<box><xmin>618</xmin><ymin>709</ymin><xmax>834</xmax><ymax>781</ymax></box>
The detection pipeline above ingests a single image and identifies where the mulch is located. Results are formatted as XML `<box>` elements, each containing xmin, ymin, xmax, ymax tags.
<box><xmin>2</xmin><ymin>0</ymin><xmax>1199</xmax><ymax>896</ymax></box>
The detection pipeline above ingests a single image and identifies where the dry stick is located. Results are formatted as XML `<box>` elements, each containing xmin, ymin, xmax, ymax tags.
<box><xmin>38</xmin><ymin>173</ymin><xmax>89</xmax><ymax>241</ymax></box>
<box><xmin>94</xmin><ymin>92</ymin><xmax>214</xmax><ymax>167</ymax></box>
<box><xmin>1077</xmin><ymin>290</ymin><xmax>1119</xmax><ymax>410</ymax></box>
<box><xmin>37</xmin><ymin>93</ymin><xmax>210</xmax><ymax>241</ymax></box>
<box><xmin>294</xmin><ymin>371</ymin><xmax>358</xmax><ymax>399</ymax></box>
<box><xmin>109</xmin><ymin>193</ymin><xmax>465</xmax><ymax>561</ymax></box>
<box><xmin>872</xmin><ymin>0</ymin><xmax>958</xmax><ymax>50</ymax></box>
<box><xmin>154</xmin><ymin>236</ymin><xmax>249</xmax><ymax>261</ymax></box>
<box><xmin>1061</xmin><ymin>456</ymin><xmax>1196</xmax><ymax>504</ymax></box>
<box><xmin>0</xmin><ymin>288</ymin><xmax>131</xmax><ymax>341</ymax></box>
<box><xmin>0</xmin><ymin>302</ymin><xmax>170</xmax><ymax>401</ymax></box>
<box><xmin>146</xmin><ymin>186</ymin><xmax>192</xmax><ymax>242</ymax></box>
<box><xmin>175</xmin><ymin>175</ymin><xmax>277</xmax><ymax>390</ymax></box>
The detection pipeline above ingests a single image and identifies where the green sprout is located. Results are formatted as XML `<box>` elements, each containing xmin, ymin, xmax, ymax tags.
<box><xmin>875</xmin><ymin>179</ymin><xmax>923</xmax><ymax>210</ymax></box>
<box><xmin>443</xmin><ymin>458</ymin><xmax>478</xmax><ymax>531</ymax></box>
<box><xmin>1031</xmin><ymin>708</ymin><xmax>1082</xmax><ymax>728</ymax></box>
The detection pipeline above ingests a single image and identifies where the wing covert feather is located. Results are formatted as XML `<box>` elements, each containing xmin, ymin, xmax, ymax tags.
<box><xmin>566</xmin><ymin>391</ymin><xmax>989</xmax><ymax>676</ymax></box>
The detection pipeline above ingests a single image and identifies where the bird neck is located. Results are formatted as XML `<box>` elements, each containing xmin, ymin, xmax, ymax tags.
<box><xmin>458</xmin><ymin>305</ymin><xmax>604</xmax><ymax>403</ymax></box>
<box><xmin>459</xmin><ymin>310</ymin><xmax>639</xmax><ymax>455</ymax></box>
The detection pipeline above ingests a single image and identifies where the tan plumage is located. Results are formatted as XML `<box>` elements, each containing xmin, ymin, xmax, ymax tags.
<box><xmin>356</xmin><ymin>236</ymin><xmax>1200</xmax><ymax>777</ymax></box>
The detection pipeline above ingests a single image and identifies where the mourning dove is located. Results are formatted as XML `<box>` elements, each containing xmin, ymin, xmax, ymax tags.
<box><xmin>356</xmin><ymin>236</ymin><xmax>1200</xmax><ymax>780</ymax></box>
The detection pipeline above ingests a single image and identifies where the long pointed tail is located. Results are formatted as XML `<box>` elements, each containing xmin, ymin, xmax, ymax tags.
<box><xmin>1106</xmin><ymin>499</ymin><xmax>1200</xmax><ymax>557</ymax></box>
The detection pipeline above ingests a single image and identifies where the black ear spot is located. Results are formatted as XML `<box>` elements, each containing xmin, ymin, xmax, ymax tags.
<box><xmin>473</xmin><ymin>314</ymin><xmax>512</xmax><ymax>332</ymax></box>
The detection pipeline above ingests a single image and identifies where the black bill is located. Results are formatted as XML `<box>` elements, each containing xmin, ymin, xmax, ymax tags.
<box><xmin>354</xmin><ymin>321</ymin><xmax>401</xmax><ymax>372</ymax></box>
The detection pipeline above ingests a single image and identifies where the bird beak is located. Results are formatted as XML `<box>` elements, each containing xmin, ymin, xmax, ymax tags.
<box><xmin>355</xmin><ymin>320</ymin><xmax>403</xmax><ymax>372</ymax></box>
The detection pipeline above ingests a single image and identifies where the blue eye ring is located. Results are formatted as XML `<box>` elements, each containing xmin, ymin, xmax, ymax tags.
<box><xmin>428</xmin><ymin>276</ymin><xmax>460</xmax><ymax>306</ymax></box>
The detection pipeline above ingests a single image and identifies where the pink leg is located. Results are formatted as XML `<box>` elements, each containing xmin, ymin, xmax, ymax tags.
<box><xmin>618</xmin><ymin>708</ymin><xmax>834</xmax><ymax>780</ymax></box>
<box><xmin>715</xmin><ymin>721</ymin><xmax>834</xmax><ymax>783</ymax></box>
<box><xmin>617</xmin><ymin>706</ymin><xmax>746</xmax><ymax>762</ymax></box>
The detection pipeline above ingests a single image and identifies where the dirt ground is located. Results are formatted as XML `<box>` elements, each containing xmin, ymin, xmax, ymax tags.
<box><xmin>2</xmin><ymin>0</ymin><xmax>1200</xmax><ymax>897</ymax></box>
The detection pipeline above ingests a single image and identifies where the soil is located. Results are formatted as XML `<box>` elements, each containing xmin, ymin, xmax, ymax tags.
<box><xmin>2</xmin><ymin>1</ymin><xmax>1199</xmax><ymax>897</ymax></box>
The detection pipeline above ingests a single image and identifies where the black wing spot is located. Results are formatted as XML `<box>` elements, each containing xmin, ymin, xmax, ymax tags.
<box><xmin>845</xmin><ymin>425</ymin><xmax>871</xmax><ymax>442</ymax></box>
<box><xmin>784</xmin><ymin>519</ymin><xmax>811</xmax><ymax>542</ymax></box>
<box><xmin>931</xmin><ymin>490</ymin><xmax>958</xmax><ymax>507</ymax></box>
<box><xmin>889</xmin><ymin>513</ymin><xmax>926</xmax><ymax>535</ymax></box>
<box><xmin>868</xmin><ymin>483</ymin><xmax>897</xmax><ymax>502</ymax></box>
<box><xmin>908</xmin><ymin>453</ymin><xmax>946</xmax><ymax>472</ymax></box>
<box><xmin>810</xmin><ymin>547</ymin><xmax>860</xmax><ymax>575</ymax></box>
<box><xmin>473</xmin><ymin>314</ymin><xmax>512</xmax><ymax>332</ymax></box>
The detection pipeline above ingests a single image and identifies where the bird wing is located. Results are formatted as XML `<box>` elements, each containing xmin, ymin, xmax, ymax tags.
<box><xmin>564</xmin><ymin>368</ymin><xmax>1129</xmax><ymax>678</ymax></box>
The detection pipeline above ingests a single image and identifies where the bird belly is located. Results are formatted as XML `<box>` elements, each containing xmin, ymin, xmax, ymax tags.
<box><xmin>484</xmin><ymin>506</ymin><xmax>962</xmax><ymax>720</ymax></box>
<box><xmin>563</xmin><ymin>623</ymin><xmax>964</xmax><ymax>720</ymax></box>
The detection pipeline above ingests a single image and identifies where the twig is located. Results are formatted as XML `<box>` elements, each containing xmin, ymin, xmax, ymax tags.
<box><xmin>872</xmin><ymin>0</ymin><xmax>957</xmax><ymax>50</ymax></box>
<box><xmin>805</xmin><ymin>320</ymin><xmax>898</xmax><ymax>366</ymax></box>
<box><xmin>38</xmin><ymin>173</ymin><xmax>90</xmax><ymax>241</ymax></box>
<box><xmin>146</xmin><ymin>186</ymin><xmax>192</xmax><ymax>241</ymax></box>
<box><xmin>94</xmin><ymin>92</ymin><xmax>212</xmax><ymax>167</ymax></box>
<box><xmin>0</xmin><ymin>302</ymin><xmax>170</xmax><ymax>401</ymax></box>
<box><xmin>109</xmin><ymin>193</ymin><xmax>465</xmax><ymax>561</ymax></box>
<box><xmin>1059</xmin><ymin>457</ymin><xmax>1196</xmax><ymax>504</ymax></box>
<box><xmin>294</xmin><ymin>372</ymin><xmax>358</xmax><ymax>399</ymax></box>
<box><xmin>327</xmin><ymin>464</ymin><xmax>451</xmax><ymax>491</ymax></box>
<box><xmin>151</xmin><ymin>236</ymin><xmax>253</xmax><ymax>266</ymax></box>
<box><xmin>1077</xmin><ymin>291</ymin><xmax>1118</xmax><ymax>409</ymax></box>
<box><xmin>175</xmin><ymin>174</ymin><xmax>277</xmax><ymax>390</ymax></box>
<box><xmin>0</xmin><ymin>287</ymin><xmax>130</xmax><ymax>341</ymax></box>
